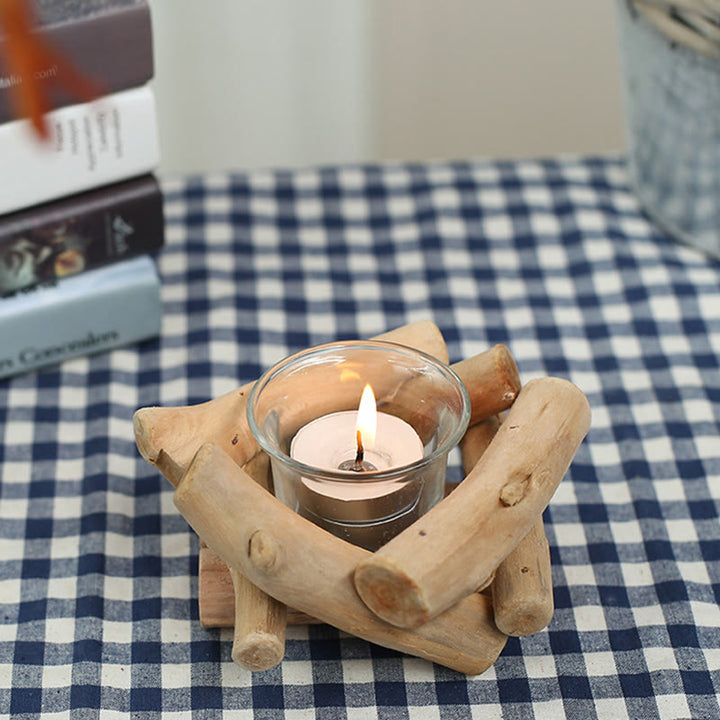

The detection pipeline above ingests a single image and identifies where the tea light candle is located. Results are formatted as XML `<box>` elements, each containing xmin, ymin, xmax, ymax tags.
<box><xmin>291</xmin><ymin>386</ymin><xmax>423</xmax><ymax>478</ymax></box>
<box><xmin>290</xmin><ymin>385</ymin><xmax>424</xmax><ymax>549</ymax></box>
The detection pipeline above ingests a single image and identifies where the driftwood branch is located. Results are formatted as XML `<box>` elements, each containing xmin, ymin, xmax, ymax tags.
<box><xmin>460</xmin><ymin>419</ymin><xmax>554</xmax><ymax>636</ymax></box>
<box><xmin>225</xmin><ymin>452</ymin><xmax>288</xmax><ymax>671</ymax></box>
<box><xmin>229</xmin><ymin>566</ymin><xmax>288</xmax><ymax>671</ymax></box>
<box><xmin>353</xmin><ymin>377</ymin><xmax>590</xmax><ymax>628</ymax></box>
<box><xmin>452</xmin><ymin>345</ymin><xmax>521</xmax><ymax>425</ymax></box>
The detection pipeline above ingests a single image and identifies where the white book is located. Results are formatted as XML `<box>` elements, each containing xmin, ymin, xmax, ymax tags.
<box><xmin>0</xmin><ymin>85</ymin><xmax>160</xmax><ymax>214</ymax></box>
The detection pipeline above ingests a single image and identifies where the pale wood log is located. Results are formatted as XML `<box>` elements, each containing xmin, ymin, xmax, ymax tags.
<box><xmin>135</xmin><ymin>393</ymin><xmax>280</xmax><ymax>670</ymax></box>
<box><xmin>373</xmin><ymin>319</ymin><xmax>449</xmax><ymax>364</ymax></box>
<box><xmin>353</xmin><ymin>377</ymin><xmax>591</xmax><ymax>628</ymax></box>
<box><xmin>197</xmin><ymin>424</ymin><xmax>321</xmax><ymax>634</ymax></box>
<box><xmin>490</xmin><ymin>521</ymin><xmax>553</xmax><ymax>636</ymax></box>
<box><xmin>198</xmin><ymin>544</ymin><xmax>236</xmax><ymax>627</ymax></box>
<box><xmin>457</xmin><ymin>416</ymin><xmax>503</xmax><ymax>593</ymax></box>
<box><xmin>133</xmin><ymin>381</ymin><xmax>259</xmax><ymax>486</ymax></box>
<box><xmin>458</xmin><ymin>415</ymin><xmax>502</xmax><ymax>466</ymax></box>
<box><xmin>380</xmin><ymin>344</ymin><xmax>520</xmax><ymax>446</ymax></box>
<box><xmin>174</xmin><ymin>443</ymin><xmax>508</xmax><ymax>675</ymax></box>
<box><xmin>230</xmin><ymin>567</ymin><xmax>288</xmax><ymax>671</ymax></box>
<box><xmin>460</xmin><ymin>419</ymin><xmax>554</xmax><ymax>637</ymax></box>
<box><xmin>452</xmin><ymin>345</ymin><xmax>521</xmax><ymax>426</ymax></box>
<box><xmin>226</xmin><ymin>452</ymin><xmax>290</xmax><ymax>669</ymax></box>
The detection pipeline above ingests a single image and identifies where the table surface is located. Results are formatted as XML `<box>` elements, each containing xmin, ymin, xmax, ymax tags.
<box><xmin>1</xmin><ymin>155</ymin><xmax>719</xmax><ymax>720</ymax></box>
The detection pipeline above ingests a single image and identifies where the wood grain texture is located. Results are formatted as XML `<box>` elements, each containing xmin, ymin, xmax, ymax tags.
<box><xmin>133</xmin><ymin>380</ymin><xmax>258</xmax><ymax>488</ymax></box>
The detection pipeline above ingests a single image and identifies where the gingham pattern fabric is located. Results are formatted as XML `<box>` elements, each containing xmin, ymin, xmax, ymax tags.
<box><xmin>1</xmin><ymin>156</ymin><xmax>719</xmax><ymax>720</ymax></box>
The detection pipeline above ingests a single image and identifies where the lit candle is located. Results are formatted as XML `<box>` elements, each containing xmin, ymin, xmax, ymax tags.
<box><xmin>290</xmin><ymin>384</ymin><xmax>424</xmax><ymax>549</ymax></box>
<box><xmin>291</xmin><ymin>385</ymin><xmax>423</xmax><ymax>476</ymax></box>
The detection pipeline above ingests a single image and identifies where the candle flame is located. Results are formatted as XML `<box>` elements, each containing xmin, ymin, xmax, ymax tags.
<box><xmin>356</xmin><ymin>384</ymin><xmax>377</xmax><ymax>449</ymax></box>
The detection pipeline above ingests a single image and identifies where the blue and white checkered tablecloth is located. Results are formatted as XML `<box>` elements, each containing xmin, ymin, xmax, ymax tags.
<box><xmin>1</xmin><ymin>156</ymin><xmax>719</xmax><ymax>719</ymax></box>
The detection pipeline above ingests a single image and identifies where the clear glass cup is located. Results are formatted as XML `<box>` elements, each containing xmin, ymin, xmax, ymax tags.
<box><xmin>247</xmin><ymin>341</ymin><xmax>471</xmax><ymax>550</ymax></box>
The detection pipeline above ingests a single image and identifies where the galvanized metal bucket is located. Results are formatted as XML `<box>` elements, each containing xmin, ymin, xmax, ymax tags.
<box><xmin>616</xmin><ymin>0</ymin><xmax>720</xmax><ymax>260</ymax></box>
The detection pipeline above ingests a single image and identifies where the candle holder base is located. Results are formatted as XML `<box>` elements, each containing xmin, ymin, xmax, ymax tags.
<box><xmin>133</xmin><ymin>320</ymin><xmax>589</xmax><ymax>674</ymax></box>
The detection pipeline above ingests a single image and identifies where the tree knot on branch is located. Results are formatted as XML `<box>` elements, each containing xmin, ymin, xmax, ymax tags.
<box><xmin>247</xmin><ymin>529</ymin><xmax>281</xmax><ymax>574</ymax></box>
<box><xmin>499</xmin><ymin>472</ymin><xmax>532</xmax><ymax>507</ymax></box>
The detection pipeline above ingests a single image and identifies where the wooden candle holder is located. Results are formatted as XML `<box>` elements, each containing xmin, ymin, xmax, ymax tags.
<box><xmin>133</xmin><ymin>320</ymin><xmax>590</xmax><ymax>674</ymax></box>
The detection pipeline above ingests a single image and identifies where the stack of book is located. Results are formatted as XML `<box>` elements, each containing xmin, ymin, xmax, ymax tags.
<box><xmin>0</xmin><ymin>0</ymin><xmax>163</xmax><ymax>379</ymax></box>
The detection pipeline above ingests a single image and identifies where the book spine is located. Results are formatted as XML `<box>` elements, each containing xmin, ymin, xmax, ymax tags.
<box><xmin>0</xmin><ymin>255</ymin><xmax>162</xmax><ymax>379</ymax></box>
<box><xmin>0</xmin><ymin>175</ymin><xmax>164</xmax><ymax>295</ymax></box>
<box><xmin>0</xmin><ymin>3</ymin><xmax>154</xmax><ymax>124</ymax></box>
<box><xmin>0</xmin><ymin>85</ymin><xmax>160</xmax><ymax>215</ymax></box>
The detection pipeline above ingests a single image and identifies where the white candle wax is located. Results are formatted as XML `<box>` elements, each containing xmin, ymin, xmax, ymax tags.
<box><xmin>290</xmin><ymin>410</ymin><xmax>423</xmax><ymax>501</ymax></box>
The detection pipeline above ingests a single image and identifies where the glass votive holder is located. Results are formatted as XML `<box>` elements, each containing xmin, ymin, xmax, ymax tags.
<box><xmin>247</xmin><ymin>341</ymin><xmax>471</xmax><ymax>551</ymax></box>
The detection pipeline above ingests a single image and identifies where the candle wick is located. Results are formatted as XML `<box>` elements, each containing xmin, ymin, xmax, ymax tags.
<box><xmin>354</xmin><ymin>429</ymin><xmax>364</xmax><ymax>468</ymax></box>
<box><xmin>338</xmin><ymin>430</ymin><xmax>377</xmax><ymax>472</ymax></box>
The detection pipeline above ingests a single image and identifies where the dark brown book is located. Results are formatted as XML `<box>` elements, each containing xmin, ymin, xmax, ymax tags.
<box><xmin>0</xmin><ymin>174</ymin><xmax>164</xmax><ymax>296</ymax></box>
<box><xmin>0</xmin><ymin>0</ymin><xmax>153</xmax><ymax>124</ymax></box>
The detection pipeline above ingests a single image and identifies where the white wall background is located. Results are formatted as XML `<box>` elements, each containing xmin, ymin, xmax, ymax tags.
<box><xmin>148</xmin><ymin>0</ymin><xmax>626</xmax><ymax>177</ymax></box>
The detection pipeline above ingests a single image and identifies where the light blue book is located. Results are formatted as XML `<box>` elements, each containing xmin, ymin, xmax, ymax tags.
<box><xmin>0</xmin><ymin>255</ymin><xmax>161</xmax><ymax>378</ymax></box>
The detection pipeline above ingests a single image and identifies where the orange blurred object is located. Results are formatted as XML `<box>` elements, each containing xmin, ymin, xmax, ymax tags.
<box><xmin>0</xmin><ymin>0</ymin><xmax>102</xmax><ymax>140</ymax></box>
